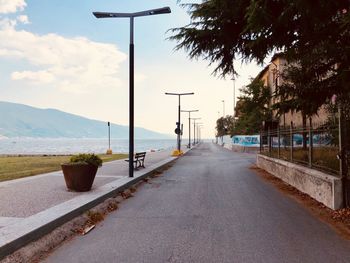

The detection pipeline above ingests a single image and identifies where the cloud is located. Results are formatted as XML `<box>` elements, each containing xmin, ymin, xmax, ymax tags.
<box><xmin>17</xmin><ymin>15</ymin><xmax>29</xmax><ymax>24</ymax></box>
<box><xmin>0</xmin><ymin>0</ymin><xmax>26</xmax><ymax>14</ymax></box>
<box><xmin>0</xmin><ymin>22</ymin><xmax>127</xmax><ymax>93</ymax></box>
<box><xmin>11</xmin><ymin>70</ymin><xmax>55</xmax><ymax>83</ymax></box>
<box><xmin>0</xmin><ymin>17</ymin><xmax>17</xmax><ymax>29</ymax></box>
<box><xmin>0</xmin><ymin>0</ymin><xmax>129</xmax><ymax>94</ymax></box>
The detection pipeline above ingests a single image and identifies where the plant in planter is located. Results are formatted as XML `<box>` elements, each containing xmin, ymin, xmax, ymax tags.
<box><xmin>61</xmin><ymin>154</ymin><xmax>103</xmax><ymax>192</ymax></box>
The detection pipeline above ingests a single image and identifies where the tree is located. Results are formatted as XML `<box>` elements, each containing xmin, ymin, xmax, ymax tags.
<box><xmin>170</xmin><ymin>0</ymin><xmax>250</xmax><ymax>76</ymax></box>
<box><xmin>274</xmin><ymin>61</ymin><xmax>325</xmax><ymax>148</ymax></box>
<box><xmin>171</xmin><ymin>0</ymin><xmax>350</xmax><ymax>108</ymax></box>
<box><xmin>215</xmin><ymin>115</ymin><xmax>234</xmax><ymax>137</ymax></box>
<box><xmin>230</xmin><ymin>79</ymin><xmax>271</xmax><ymax>135</ymax></box>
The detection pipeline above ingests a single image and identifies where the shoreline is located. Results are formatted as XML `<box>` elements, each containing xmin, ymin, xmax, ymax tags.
<box><xmin>0</xmin><ymin>138</ymin><xmax>177</xmax><ymax>155</ymax></box>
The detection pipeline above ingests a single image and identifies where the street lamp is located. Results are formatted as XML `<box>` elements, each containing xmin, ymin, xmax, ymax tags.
<box><xmin>165</xmin><ymin>92</ymin><xmax>194</xmax><ymax>154</ymax></box>
<box><xmin>181</xmin><ymin>109</ymin><xmax>199</xmax><ymax>148</ymax></box>
<box><xmin>222</xmin><ymin>100</ymin><xmax>225</xmax><ymax>117</ymax></box>
<box><xmin>106</xmin><ymin>121</ymin><xmax>112</xmax><ymax>155</ymax></box>
<box><xmin>231</xmin><ymin>76</ymin><xmax>236</xmax><ymax>117</ymax></box>
<box><xmin>93</xmin><ymin>7</ymin><xmax>171</xmax><ymax>178</ymax></box>
<box><xmin>197</xmin><ymin>124</ymin><xmax>204</xmax><ymax>143</ymax></box>
<box><xmin>196</xmin><ymin>123</ymin><xmax>203</xmax><ymax>144</ymax></box>
<box><xmin>192</xmin><ymin>118</ymin><xmax>201</xmax><ymax>145</ymax></box>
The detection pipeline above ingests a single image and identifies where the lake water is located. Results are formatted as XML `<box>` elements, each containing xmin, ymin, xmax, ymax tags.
<box><xmin>0</xmin><ymin>138</ymin><xmax>178</xmax><ymax>155</ymax></box>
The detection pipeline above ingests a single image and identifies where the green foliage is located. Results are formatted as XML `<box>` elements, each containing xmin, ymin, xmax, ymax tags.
<box><xmin>274</xmin><ymin>63</ymin><xmax>324</xmax><ymax>118</ymax></box>
<box><xmin>171</xmin><ymin>0</ymin><xmax>350</xmax><ymax>111</ymax></box>
<box><xmin>215</xmin><ymin>79</ymin><xmax>271</xmax><ymax>136</ymax></box>
<box><xmin>69</xmin><ymin>154</ymin><xmax>103</xmax><ymax>167</ymax></box>
<box><xmin>216</xmin><ymin>115</ymin><xmax>234</xmax><ymax>137</ymax></box>
<box><xmin>170</xmin><ymin>0</ymin><xmax>251</xmax><ymax>76</ymax></box>
<box><xmin>231</xmin><ymin>79</ymin><xmax>271</xmax><ymax>135</ymax></box>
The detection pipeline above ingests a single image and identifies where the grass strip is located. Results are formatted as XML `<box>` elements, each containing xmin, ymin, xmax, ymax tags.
<box><xmin>0</xmin><ymin>154</ymin><xmax>127</xmax><ymax>182</ymax></box>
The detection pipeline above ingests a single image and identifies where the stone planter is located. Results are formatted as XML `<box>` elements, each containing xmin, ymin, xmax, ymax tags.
<box><xmin>61</xmin><ymin>164</ymin><xmax>98</xmax><ymax>192</ymax></box>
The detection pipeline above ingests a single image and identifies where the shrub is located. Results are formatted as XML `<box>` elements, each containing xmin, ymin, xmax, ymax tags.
<box><xmin>68</xmin><ymin>154</ymin><xmax>103</xmax><ymax>167</ymax></box>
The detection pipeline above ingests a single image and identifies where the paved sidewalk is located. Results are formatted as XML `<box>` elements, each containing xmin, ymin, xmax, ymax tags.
<box><xmin>0</xmin><ymin>150</ymin><xmax>172</xmax><ymax>228</ymax></box>
<box><xmin>46</xmin><ymin>143</ymin><xmax>350</xmax><ymax>263</ymax></box>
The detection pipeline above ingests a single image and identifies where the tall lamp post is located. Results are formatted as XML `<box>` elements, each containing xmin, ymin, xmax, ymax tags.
<box><xmin>221</xmin><ymin>100</ymin><xmax>225</xmax><ymax>144</ymax></box>
<box><xmin>231</xmin><ymin>76</ymin><xmax>236</xmax><ymax>117</ymax></box>
<box><xmin>106</xmin><ymin>121</ymin><xmax>112</xmax><ymax>155</ymax></box>
<box><xmin>93</xmin><ymin>7</ymin><xmax>171</xmax><ymax>178</ymax></box>
<box><xmin>165</xmin><ymin>92</ymin><xmax>194</xmax><ymax>154</ymax></box>
<box><xmin>198</xmin><ymin>124</ymin><xmax>204</xmax><ymax>143</ymax></box>
<box><xmin>222</xmin><ymin>100</ymin><xmax>225</xmax><ymax>117</ymax></box>
<box><xmin>192</xmin><ymin>118</ymin><xmax>201</xmax><ymax>145</ymax></box>
<box><xmin>181</xmin><ymin>109</ymin><xmax>199</xmax><ymax>148</ymax></box>
<box><xmin>196</xmin><ymin>123</ymin><xmax>203</xmax><ymax>144</ymax></box>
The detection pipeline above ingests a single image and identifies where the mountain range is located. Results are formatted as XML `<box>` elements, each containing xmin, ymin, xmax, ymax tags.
<box><xmin>0</xmin><ymin>101</ymin><xmax>172</xmax><ymax>139</ymax></box>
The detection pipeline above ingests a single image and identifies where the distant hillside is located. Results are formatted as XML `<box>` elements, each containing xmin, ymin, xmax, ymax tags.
<box><xmin>0</xmin><ymin>101</ymin><xmax>172</xmax><ymax>139</ymax></box>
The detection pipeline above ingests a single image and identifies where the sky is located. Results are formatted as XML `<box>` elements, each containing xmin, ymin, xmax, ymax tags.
<box><xmin>0</xmin><ymin>0</ymin><xmax>266</xmax><ymax>139</ymax></box>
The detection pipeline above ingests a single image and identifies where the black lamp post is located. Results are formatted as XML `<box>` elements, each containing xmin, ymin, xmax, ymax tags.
<box><xmin>106</xmin><ymin>121</ymin><xmax>112</xmax><ymax>155</ymax></box>
<box><xmin>197</xmin><ymin>125</ymin><xmax>203</xmax><ymax>143</ymax></box>
<box><xmin>165</xmin><ymin>92</ymin><xmax>194</xmax><ymax>152</ymax></box>
<box><xmin>222</xmin><ymin>100</ymin><xmax>225</xmax><ymax>117</ymax></box>
<box><xmin>192</xmin><ymin>118</ymin><xmax>201</xmax><ymax>145</ymax></box>
<box><xmin>196</xmin><ymin>123</ymin><xmax>203</xmax><ymax>144</ymax></box>
<box><xmin>181</xmin><ymin>109</ymin><xmax>198</xmax><ymax>148</ymax></box>
<box><xmin>231</xmin><ymin>76</ymin><xmax>236</xmax><ymax>117</ymax></box>
<box><xmin>93</xmin><ymin>7</ymin><xmax>171</xmax><ymax>178</ymax></box>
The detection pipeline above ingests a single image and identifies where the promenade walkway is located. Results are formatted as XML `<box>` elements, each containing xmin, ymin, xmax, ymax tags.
<box><xmin>46</xmin><ymin>143</ymin><xmax>350</xmax><ymax>263</ymax></box>
<box><xmin>0</xmin><ymin>150</ymin><xmax>172</xmax><ymax>229</ymax></box>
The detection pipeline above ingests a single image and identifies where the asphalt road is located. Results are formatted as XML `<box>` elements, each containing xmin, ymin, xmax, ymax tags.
<box><xmin>45</xmin><ymin>143</ymin><xmax>350</xmax><ymax>263</ymax></box>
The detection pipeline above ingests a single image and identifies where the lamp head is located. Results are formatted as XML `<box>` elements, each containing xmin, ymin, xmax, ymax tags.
<box><xmin>93</xmin><ymin>7</ymin><xmax>171</xmax><ymax>19</ymax></box>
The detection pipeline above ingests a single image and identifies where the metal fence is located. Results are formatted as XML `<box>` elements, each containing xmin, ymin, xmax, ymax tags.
<box><xmin>260</xmin><ymin>120</ymin><xmax>340</xmax><ymax>176</ymax></box>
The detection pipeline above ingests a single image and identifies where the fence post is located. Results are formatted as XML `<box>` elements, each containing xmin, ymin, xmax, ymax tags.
<box><xmin>339</xmin><ymin>103</ymin><xmax>348</xmax><ymax>207</ymax></box>
<box><xmin>308</xmin><ymin>117</ymin><xmax>313</xmax><ymax>168</ymax></box>
<box><xmin>290</xmin><ymin>121</ymin><xmax>293</xmax><ymax>162</ymax></box>
<box><xmin>268</xmin><ymin>126</ymin><xmax>271</xmax><ymax>156</ymax></box>
<box><xmin>278</xmin><ymin>125</ymin><xmax>281</xmax><ymax>159</ymax></box>
<box><xmin>259</xmin><ymin>129</ymin><xmax>262</xmax><ymax>153</ymax></box>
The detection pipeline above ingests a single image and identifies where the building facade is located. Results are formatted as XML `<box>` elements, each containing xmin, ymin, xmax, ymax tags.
<box><xmin>257</xmin><ymin>54</ymin><xmax>328</xmax><ymax>128</ymax></box>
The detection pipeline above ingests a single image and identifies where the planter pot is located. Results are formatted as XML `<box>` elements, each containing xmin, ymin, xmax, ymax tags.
<box><xmin>61</xmin><ymin>163</ymin><xmax>98</xmax><ymax>192</ymax></box>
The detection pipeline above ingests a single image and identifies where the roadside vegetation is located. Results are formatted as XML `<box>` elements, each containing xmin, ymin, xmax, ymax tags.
<box><xmin>0</xmin><ymin>154</ymin><xmax>127</xmax><ymax>182</ymax></box>
<box><xmin>171</xmin><ymin>0</ymin><xmax>349</xmax><ymax>137</ymax></box>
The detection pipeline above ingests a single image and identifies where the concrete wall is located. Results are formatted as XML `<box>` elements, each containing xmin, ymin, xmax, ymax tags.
<box><xmin>256</xmin><ymin>154</ymin><xmax>343</xmax><ymax>210</ymax></box>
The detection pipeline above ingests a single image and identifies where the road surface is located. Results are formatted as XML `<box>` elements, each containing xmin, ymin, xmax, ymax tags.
<box><xmin>45</xmin><ymin>143</ymin><xmax>350</xmax><ymax>263</ymax></box>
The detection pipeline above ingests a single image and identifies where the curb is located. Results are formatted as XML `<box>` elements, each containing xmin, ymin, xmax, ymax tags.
<box><xmin>0</xmin><ymin>148</ymin><xmax>194</xmax><ymax>260</ymax></box>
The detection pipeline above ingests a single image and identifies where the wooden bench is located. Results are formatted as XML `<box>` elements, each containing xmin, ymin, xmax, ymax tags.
<box><xmin>125</xmin><ymin>152</ymin><xmax>146</xmax><ymax>169</ymax></box>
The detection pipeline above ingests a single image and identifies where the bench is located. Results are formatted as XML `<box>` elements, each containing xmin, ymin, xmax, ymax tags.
<box><xmin>125</xmin><ymin>152</ymin><xmax>146</xmax><ymax>170</ymax></box>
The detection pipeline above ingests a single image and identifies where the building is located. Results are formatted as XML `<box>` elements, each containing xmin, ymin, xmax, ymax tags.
<box><xmin>256</xmin><ymin>53</ymin><xmax>328</xmax><ymax>128</ymax></box>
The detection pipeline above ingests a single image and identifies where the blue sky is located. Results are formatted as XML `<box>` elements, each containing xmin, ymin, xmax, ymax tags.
<box><xmin>0</xmin><ymin>0</ymin><xmax>265</xmax><ymax>138</ymax></box>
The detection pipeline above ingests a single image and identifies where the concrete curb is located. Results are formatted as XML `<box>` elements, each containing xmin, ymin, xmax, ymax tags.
<box><xmin>257</xmin><ymin>154</ymin><xmax>342</xmax><ymax>210</ymax></box>
<box><xmin>0</xmin><ymin>148</ymin><xmax>193</xmax><ymax>260</ymax></box>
